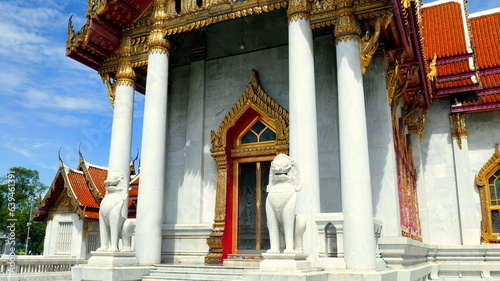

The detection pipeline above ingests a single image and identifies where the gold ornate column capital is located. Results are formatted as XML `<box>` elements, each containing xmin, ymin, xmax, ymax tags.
<box><xmin>333</xmin><ymin>0</ymin><xmax>360</xmax><ymax>44</ymax></box>
<box><xmin>116</xmin><ymin>36</ymin><xmax>136</xmax><ymax>87</ymax></box>
<box><xmin>449</xmin><ymin>113</ymin><xmax>467</xmax><ymax>150</ymax></box>
<box><xmin>287</xmin><ymin>0</ymin><xmax>311</xmax><ymax>23</ymax></box>
<box><xmin>148</xmin><ymin>0</ymin><xmax>171</xmax><ymax>55</ymax></box>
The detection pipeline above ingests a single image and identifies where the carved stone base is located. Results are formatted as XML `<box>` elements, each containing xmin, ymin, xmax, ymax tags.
<box><xmin>259</xmin><ymin>252</ymin><xmax>311</xmax><ymax>272</ymax></box>
<box><xmin>71</xmin><ymin>252</ymin><xmax>153</xmax><ymax>281</ymax></box>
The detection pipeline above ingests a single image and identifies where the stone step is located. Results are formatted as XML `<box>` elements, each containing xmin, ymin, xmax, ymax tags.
<box><xmin>142</xmin><ymin>264</ymin><xmax>258</xmax><ymax>281</ymax></box>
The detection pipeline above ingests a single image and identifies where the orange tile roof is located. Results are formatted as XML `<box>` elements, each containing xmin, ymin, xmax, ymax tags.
<box><xmin>67</xmin><ymin>171</ymin><xmax>100</xmax><ymax>208</ymax></box>
<box><xmin>436</xmin><ymin>78</ymin><xmax>474</xmax><ymax>89</ymax></box>
<box><xmin>88</xmin><ymin>166</ymin><xmax>108</xmax><ymax>196</ymax></box>
<box><xmin>130</xmin><ymin>174</ymin><xmax>140</xmax><ymax>185</ymax></box>
<box><xmin>470</xmin><ymin>12</ymin><xmax>500</xmax><ymax>69</ymax></box>
<box><xmin>422</xmin><ymin>2</ymin><xmax>468</xmax><ymax>59</ymax></box>
<box><xmin>481</xmin><ymin>73</ymin><xmax>500</xmax><ymax>89</ymax></box>
<box><xmin>468</xmin><ymin>93</ymin><xmax>500</xmax><ymax>104</ymax></box>
<box><xmin>84</xmin><ymin>211</ymin><xmax>100</xmax><ymax>220</ymax></box>
<box><xmin>437</xmin><ymin>61</ymin><xmax>470</xmax><ymax>77</ymax></box>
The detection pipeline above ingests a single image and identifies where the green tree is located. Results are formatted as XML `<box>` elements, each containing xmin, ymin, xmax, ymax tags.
<box><xmin>0</xmin><ymin>167</ymin><xmax>48</xmax><ymax>254</ymax></box>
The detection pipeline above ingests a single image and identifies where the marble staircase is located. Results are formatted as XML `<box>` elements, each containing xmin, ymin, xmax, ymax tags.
<box><xmin>142</xmin><ymin>264</ymin><xmax>259</xmax><ymax>281</ymax></box>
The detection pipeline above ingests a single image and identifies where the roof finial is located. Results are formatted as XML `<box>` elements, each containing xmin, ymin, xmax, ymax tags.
<box><xmin>130</xmin><ymin>148</ymin><xmax>139</xmax><ymax>175</ymax></box>
<box><xmin>78</xmin><ymin>142</ymin><xmax>85</xmax><ymax>164</ymax></box>
<box><xmin>58</xmin><ymin>147</ymin><xmax>64</xmax><ymax>168</ymax></box>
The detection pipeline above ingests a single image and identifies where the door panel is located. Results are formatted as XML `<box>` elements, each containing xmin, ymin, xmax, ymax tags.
<box><xmin>237</xmin><ymin>161</ymin><xmax>271</xmax><ymax>251</ymax></box>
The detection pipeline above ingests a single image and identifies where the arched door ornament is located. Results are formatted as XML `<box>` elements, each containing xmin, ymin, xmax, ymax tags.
<box><xmin>205</xmin><ymin>70</ymin><xmax>289</xmax><ymax>264</ymax></box>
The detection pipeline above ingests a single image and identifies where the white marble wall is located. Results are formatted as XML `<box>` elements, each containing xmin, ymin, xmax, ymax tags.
<box><xmin>364</xmin><ymin>55</ymin><xmax>401</xmax><ymax>237</ymax></box>
<box><xmin>418</xmin><ymin>98</ymin><xmax>462</xmax><ymax>245</ymax></box>
<box><xmin>314</xmin><ymin>35</ymin><xmax>342</xmax><ymax>213</ymax></box>
<box><xmin>43</xmin><ymin>213</ymin><xmax>84</xmax><ymax>258</ymax></box>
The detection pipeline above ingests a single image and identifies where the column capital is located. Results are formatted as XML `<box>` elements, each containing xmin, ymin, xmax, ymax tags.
<box><xmin>116</xmin><ymin>36</ymin><xmax>136</xmax><ymax>87</ymax></box>
<box><xmin>287</xmin><ymin>0</ymin><xmax>311</xmax><ymax>23</ymax></box>
<box><xmin>148</xmin><ymin>0</ymin><xmax>171</xmax><ymax>55</ymax></box>
<box><xmin>333</xmin><ymin>0</ymin><xmax>361</xmax><ymax>44</ymax></box>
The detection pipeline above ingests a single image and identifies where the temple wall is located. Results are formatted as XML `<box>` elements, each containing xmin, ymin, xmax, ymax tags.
<box><xmin>416</xmin><ymin>99</ymin><xmax>499</xmax><ymax>246</ymax></box>
<box><xmin>314</xmin><ymin>34</ymin><xmax>342</xmax><ymax>213</ymax></box>
<box><xmin>418</xmin><ymin>98</ymin><xmax>462</xmax><ymax>245</ymax></box>
<box><xmin>43</xmin><ymin>213</ymin><xmax>84</xmax><ymax>258</ymax></box>
<box><xmin>364</xmin><ymin>55</ymin><xmax>401</xmax><ymax>237</ymax></box>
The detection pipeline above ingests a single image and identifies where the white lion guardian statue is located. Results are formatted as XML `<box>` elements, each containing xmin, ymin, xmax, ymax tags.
<box><xmin>97</xmin><ymin>170</ymin><xmax>135</xmax><ymax>252</ymax></box>
<box><xmin>265</xmin><ymin>154</ymin><xmax>306</xmax><ymax>254</ymax></box>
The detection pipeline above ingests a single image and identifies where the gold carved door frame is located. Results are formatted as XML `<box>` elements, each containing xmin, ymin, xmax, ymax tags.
<box><xmin>205</xmin><ymin>70</ymin><xmax>289</xmax><ymax>264</ymax></box>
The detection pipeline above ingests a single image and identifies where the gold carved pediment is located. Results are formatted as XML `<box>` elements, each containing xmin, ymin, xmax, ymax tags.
<box><xmin>210</xmin><ymin>70</ymin><xmax>289</xmax><ymax>150</ymax></box>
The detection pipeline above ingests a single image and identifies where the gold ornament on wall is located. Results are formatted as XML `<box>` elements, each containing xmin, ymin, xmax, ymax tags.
<box><xmin>360</xmin><ymin>12</ymin><xmax>392</xmax><ymax>75</ymax></box>
<box><xmin>449</xmin><ymin>113</ymin><xmax>467</xmax><ymax>150</ymax></box>
<box><xmin>427</xmin><ymin>52</ymin><xmax>438</xmax><ymax>82</ymax></box>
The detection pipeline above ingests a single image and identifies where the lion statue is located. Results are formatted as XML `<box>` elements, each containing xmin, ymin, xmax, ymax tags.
<box><xmin>265</xmin><ymin>154</ymin><xmax>306</xmax><ymax>254</ymax></box>
<box><xmin>97</xmin><ymin>170</ymin><xmax>135</xmax><ymax>252</ymax></box>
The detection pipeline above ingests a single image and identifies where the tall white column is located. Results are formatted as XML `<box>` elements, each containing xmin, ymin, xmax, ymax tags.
<box><xmin>288</xmin><ymin>0</ymin><xmax>321</xmax><ymax>259</ymax></box>
<box><xmin>334</xmin><ymin>0</ymin><xmax>377</xmax><ymax>270</ymax></box>
<box><xmin>107</xmin><ymin>36</ymin><xmax>136</xmax><ymax>228</ymax></box>
<box><xmin>135</xmin><ymin>0</ymin><xmax>170</xmax><ymax>265</ymax></box>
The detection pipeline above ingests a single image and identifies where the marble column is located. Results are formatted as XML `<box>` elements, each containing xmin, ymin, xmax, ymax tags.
<box><xmin>108</xmin><ymin>37</ymin><xmax>136</xmax><ymax>181</ymax></box>
<box><xmin>287</xmin><ymin>0</ymin><xmax>321</xmax><ymax>259</ymax></box>
<box><xmin>334</xmin><ymin>0</ymin><xmax>377</xmax><ymax>270</ymax></box>
<box><xmin>107</xmin><ymin>37</ymin><xmax>136</xmax><ymax>228</ymax></box>
<box><xmin>135</xmin><ymin>0</ymin><xmax>170</xmax><ymax>265</ymax></box>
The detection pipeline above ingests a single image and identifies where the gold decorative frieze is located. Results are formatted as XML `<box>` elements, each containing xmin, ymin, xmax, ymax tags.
<box><xmin>287</xmin><ymin>0</ymin><xmax>311</xmax><ymax>23</ymax></box>
<box><xmin>162</xmin><ymin>1</ymin><xmax>288</xmax><ymax>36</ymax></box>
<box><xmin>449</xmin><ymin>113</ymin><xmax>467</xmax><ymax>149</ymax></box>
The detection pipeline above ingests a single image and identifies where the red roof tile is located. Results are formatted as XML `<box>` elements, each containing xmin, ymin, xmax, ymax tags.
<box><xmin>422</xmin><ymin>2</ymin><xmax>469</xmax><ymax>59</ymax></box>
<box><xmin>436</xmin><ymin>78</ymin><xmax>474</xmax><ymax>89</ymax></box>
<box><xmin>67</xmin><ymin>171</ymin><xmax>100</xmax><ymax>208</ymax></box>
<box><xmin>85</xmin><ymin>211</ymin><xmax>100</xmax><ymax>220</ymax></box>
<box><xmin>481</xmin><ymin>73</ymin><xmax>500</xmax><ymax>89</ymax></box>
<box><xmin>470</xmin><ymin>12</ymin><xmax>500</xmax><ymax>69</ymax></box>
<box><xmin>88</xmin><ymin>166</ymin><xmax>108</xmax><ymax>196</ymax></box>
<box><xmin>437</xmin><ymin>61</ymin><xmax>471</xmax><ymax>77</ymax></box>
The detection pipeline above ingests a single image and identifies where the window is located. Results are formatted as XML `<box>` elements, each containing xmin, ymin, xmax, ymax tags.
<box><xmin>240</xmin><ymin>120</ymin><xmax>276</xmax><ymax>145</ymax></box>
<box><xmin>476</xmin><ymin>145</ymin><xmax>500</xmax><ymax>243</ymax></box>
<box><xmin>56</xmin><ymin>222</ymin><xmax>73</xmax><ymax>254</ymax></box>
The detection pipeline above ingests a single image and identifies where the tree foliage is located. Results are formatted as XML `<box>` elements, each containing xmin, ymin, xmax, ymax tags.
<box><xmin>0</xmin><ymin>167</ymin><xmax>48</xmax><ymax>254</ymax></box>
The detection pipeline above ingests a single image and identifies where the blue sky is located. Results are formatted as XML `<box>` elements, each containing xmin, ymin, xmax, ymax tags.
<box><xmin>0</xmin><ymin>0</ymin><xmax>498</xmax><ymax>187</ymax></box>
